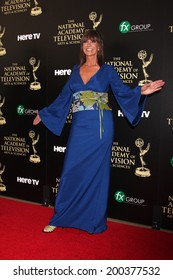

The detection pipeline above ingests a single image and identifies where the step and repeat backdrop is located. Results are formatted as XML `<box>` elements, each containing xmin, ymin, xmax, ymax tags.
<box><xmin>0</xmin><ymin>0</ymin><xmax>172</xmax><ymax>231</ymax></box>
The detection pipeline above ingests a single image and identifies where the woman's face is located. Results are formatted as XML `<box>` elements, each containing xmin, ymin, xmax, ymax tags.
<box><xmin>82</xmin><ymin>38</ymin><xmax>99</xmax><ymax>58</ymax></box>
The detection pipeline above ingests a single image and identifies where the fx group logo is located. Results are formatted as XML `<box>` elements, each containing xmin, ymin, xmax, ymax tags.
<box><xmin>17</xmin><ymin>104</ymin><xmax>25</xmax><ymax>115</ymax></box>
<box><xmin>114</xmin><ymin>191</ymin><xmax>126</xmax><ymax>203</ymax></box>
<box><xmin>119</xmin><ymin>21</ymin><xmax>152</xmax><ymax>34</ymax></box>
<box><xmin>119</xmin><ymin>21</ymin><xmax>131</xmax><ymax>33</ymax></box>
<box><xmin>114</xmin><ymin>190</ymin><xmax>146</xmax><ymax>206</ymax></box>
<box><xmin>17</xmin><ymin>105</ymin><xmax>37</xmax><ymax>115</ymax></box>
<box><xmin>170</xmin><ymin>156</ymin><xmax>173</xmax><ymax>167</ymax></box>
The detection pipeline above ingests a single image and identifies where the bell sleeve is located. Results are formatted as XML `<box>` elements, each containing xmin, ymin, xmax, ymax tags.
<box><xmin>38</xmin><ymin>77</ymin><xmax>73</xmax><ymax>136</ymax></box>
<box><xmin>108</xmin><ymin>65</ymin><xmax>147</xmax><ymax>126</ymax></box>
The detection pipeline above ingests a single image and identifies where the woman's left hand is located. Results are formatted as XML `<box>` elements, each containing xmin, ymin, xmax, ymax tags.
<box><xmin>141</xmin><ymin>80</ymin><xmax>165</xmax><ymax>95</ymax></box>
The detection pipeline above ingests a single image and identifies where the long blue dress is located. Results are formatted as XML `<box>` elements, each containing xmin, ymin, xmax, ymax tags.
<box><xmin>39</xmin><ymin>64</ymin><xmax>146</xmax><ymax>234</ymax></box>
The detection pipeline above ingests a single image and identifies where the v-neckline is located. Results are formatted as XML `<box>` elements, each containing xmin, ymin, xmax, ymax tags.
<box><xmin>79</xmin><ymin>65</ymin><xmax>102</xmax><ymax>86</ymax></box>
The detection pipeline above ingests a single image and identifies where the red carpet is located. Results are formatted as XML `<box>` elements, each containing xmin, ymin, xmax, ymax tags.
<box><xmin>0</xmin><ymin>196</ymin><xmax>173</xmax><ymax>260</ymax></box>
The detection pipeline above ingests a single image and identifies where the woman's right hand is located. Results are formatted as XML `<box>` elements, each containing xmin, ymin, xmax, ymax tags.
<box><xmin>33</xmin><ymin>111</ymin><xmax>41</xmax><ymax>125</ymax></box>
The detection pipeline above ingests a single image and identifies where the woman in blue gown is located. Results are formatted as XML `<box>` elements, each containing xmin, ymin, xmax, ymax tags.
<box><xmin>33</xmin><ymin>29</ymin><xmax>164</xmax><ymax>234</ymax></box>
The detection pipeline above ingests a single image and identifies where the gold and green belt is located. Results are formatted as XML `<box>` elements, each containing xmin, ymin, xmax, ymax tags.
<box><xmin>72</xmin><ymin>91</ymin><xmax>112</xmax><ymax>139</ymax></box>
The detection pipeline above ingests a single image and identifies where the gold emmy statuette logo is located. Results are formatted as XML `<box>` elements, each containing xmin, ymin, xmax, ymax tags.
<box><xmin>138</xmin><ymin>50</ymin><xmax>153</xmax><ymax>86</ymax></box>
<box><xmin>0</xmin><ymin>163</ymin><xmax>6</xmax><ymax>192</ymax></box>
<box><xmin>0</xmin><ymin>26</ymin><xmax>6</xmax><ymax>56</ymax></box>
<box><xmin>31</xmin><ymin>0</ymin><xmax>42</xmax><ymax>16</ymax></box>
<box><xmin>0</xmin><ymin>95</ymin><xmax>6</xmax><ymax>125</ymax></box>
<box><xmin>29</xmin><ymin>57</ymin><xmax>41</xmax><ymax>91</ymax></box>
<box><xmin>89</xmin><ymin>11</ymin><xmax>103</xmax><ymax>30</ymax></box>
<box><xmin>29</xmin><ymin>130</ymin><xmax>41</xmax><ymax>163</ymax></box>
<box><xmin>135</xmin><ymin>138</ymin><xmax>151</xmax><ymax>177</ymax></box>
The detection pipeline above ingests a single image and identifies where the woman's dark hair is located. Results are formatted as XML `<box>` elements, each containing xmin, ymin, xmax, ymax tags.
<box><xmin>79</xmin><ymin>29</ymin><xmax>104</xmax><ymax>66</ymax></box>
